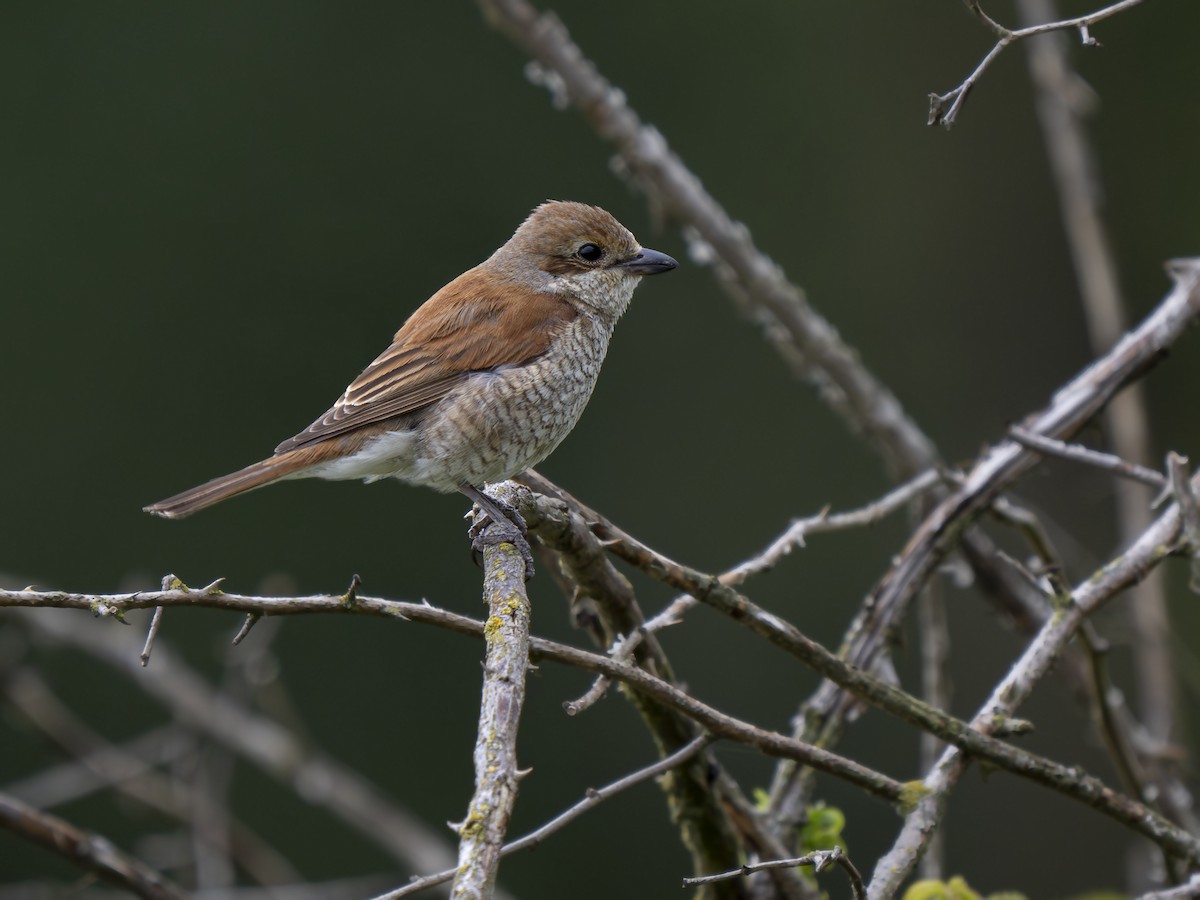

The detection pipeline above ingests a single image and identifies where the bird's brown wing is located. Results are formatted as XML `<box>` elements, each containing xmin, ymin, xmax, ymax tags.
<box><xmin>275</xmin><ymin>267</ymin><xmax>577</xmax><ymax>454</ymax></box>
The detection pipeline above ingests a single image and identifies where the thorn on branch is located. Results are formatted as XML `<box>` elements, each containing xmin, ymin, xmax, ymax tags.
<box><xmin>343</xmin><ymin>574</ymin><xmax>363</xmax><ymax>608</ymax></box>
<box><xmin>90</xmin><ymin>600</ymin><xmax>129</xmax><ymax>624</ymax></box>
<box><xmin>139</xmin><ymin>606</ymin><xmax>165</xmax><ymax>667</ymax></box>
<box><xmin>1009</xmin><ymin>426</ymin><xmax>1168</xmax><ymax>490</ymax></box>
<box><xmin>563</xmin><ymin>674</ymin><xmax>612</xmax><ymax>716</ymax></box>
<box><xmin>990</xmin><ymin>715</ymin><xmax>1035</xmax><ymax>737</ymax></box>
<box><xmin>1166</xmin><ymin>453</ymin><xmax>1200</xmax><ymax>591</ymax></box>
<box><xmin>682</xmin><ymin>846</ymin><xmax>866</xmax><ymax>899</ymax></box>
<box><xmin>232</xmin><ymin>613</ymin><xmax>261</xmax><ymax>646</ymax></box>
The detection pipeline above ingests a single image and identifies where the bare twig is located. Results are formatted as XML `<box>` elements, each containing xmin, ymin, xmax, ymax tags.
<box><xmin>868</xmin><ymin>468</ymin><xmax>1200</xmax><ymax>896</ymax></box>
<box><xmin>525</xmin><ymin>467</ymin><xmax>944</xmax><ymax>643</ymax></box>
<box><xmin>988</xmin><ymin>497</ymin><xmax>1181</xmax><ymax>854</ymax></box>
<box><xmin>2</xmin><ymin>667</ymin><xmax>299</xmax><ymax>886</ymax></box>
<box><xmin>139</xmin><ymin>599</ymin><xmax>166</xmax><ymax>666</ymax></box>
<box><xmin>720</xmin><ymin>469</ymin><xmax>945</xmax><ymax>587</ymax></box>
<box><xmin>808</xmin><ymin>259</ymin><xmax>1200</xmax><ymax>750</ymax></box>
<box><xmin>930</xmin><ymin>0</ymin><xmax>1147</xmax><ymax>127</ymax></box>
<box><xmin>450</xmin><ymin>482</ymin><xmax>534</xmax><ymax>899</ymax></box>
<box><xmin>0</xmin><ymin>791</ymin><xmax>185</xmax><ymax>900</ymax></box>
<box><xmin>1135</xmin><ymin>874</ymin><xmax>1200</xmax><ymax>899</ymax></box>
<box><xmin>378</xmin><ymin>735</ymin><xmax>714</xmax><ymax>899</ymax></box>
<box><xmin>4</xmin><ymin>604</ymin><xmax>468</xmax><ymax>882</ymax></box>
<box><xmin>683</xmin><ymin>847</ymin><xmax>866</xmax><ymax>900</ymax></box>
<box><xmin>231</xmin><ymin>613</ymin><xmax>260</xmax><ymax>645</ymax></box>
<box><xmin>1018</xmin><ymin>3</ymin><xmax>1182</xmax><ymax>820</ymax></box>
<box><xmin>1167</xmin><ymin>453</ymin><xmax>1200</xmax><ymax>591</ymax></box>
<box><xmin>518</xmin><ymin>481</ymin><xmax>750</xmax><ymax>893</ymax></box>
<box><xmin>916</xmin><ymin>578</ymin><xmax>950</xmax><ymax>882</ymax></box>
<box><xmin>1</xmin><ymin>590</ymin><xmax>907</xmax><ymax>803</ymax></box>
<box><xmin>563</xmin><ymin>627</ymin><xmax>646</xmax><ymax>715</ymax></box>
<box><xmin>515</xmin><ymin>480</ymin><xmax>1200</xmax><ymax>860</ymax></box>
<box><xmin>1008</xmin><ymin>427</ymin><xmax>1168</xmax><ymax>489</ymax></box>
<box><xmin>12</xmin><ymin>553</ymin><xmax>1194</xmax><ymax>860</ymax></box>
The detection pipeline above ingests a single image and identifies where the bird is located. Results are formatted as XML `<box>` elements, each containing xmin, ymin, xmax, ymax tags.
<box><xmin>145</xmin><ymin>200</ymin><xmax>678</xmax><ymax>570</ymax></box>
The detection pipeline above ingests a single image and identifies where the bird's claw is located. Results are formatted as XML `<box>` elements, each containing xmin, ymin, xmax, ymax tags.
<box><xmin>470</xmin><ymin>519</ymin><xmax>536</xmax><ymax>580</ymax></box>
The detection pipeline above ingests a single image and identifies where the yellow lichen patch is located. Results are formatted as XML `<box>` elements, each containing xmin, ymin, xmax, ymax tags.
<box><xmin>897</xmin><ymin>780</ymin><xmax>932</xmax><ymax>814</ymax></box>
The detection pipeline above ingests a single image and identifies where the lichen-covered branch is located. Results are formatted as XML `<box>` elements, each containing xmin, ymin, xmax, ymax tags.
<box><xmin>1</xmin><ymin>588</ymin><xmax>907</xmax><ymax>804</ymax></box>
<box><xmin>451</xmin><ymin>495</ymin><xmax>533</xmax><ymax>900</ymax></box>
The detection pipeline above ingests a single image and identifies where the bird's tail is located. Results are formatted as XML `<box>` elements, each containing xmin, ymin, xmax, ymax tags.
<box><xmin>144</xmin><ymin>455</ymin><xmax>310</xmax><ymax>519</ymax></box>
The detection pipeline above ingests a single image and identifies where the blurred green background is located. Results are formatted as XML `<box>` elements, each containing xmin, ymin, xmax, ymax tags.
<box><xmin>2</xmin><ymin>1</ymin><xmax>1199</xmax><ymax>897</ymax></box>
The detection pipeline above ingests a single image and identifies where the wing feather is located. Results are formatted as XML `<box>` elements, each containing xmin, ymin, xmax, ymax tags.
<box><xmin>275</xmin><ymin>267</ymin><xmax>577</xmax><ymax>454</ymax></box>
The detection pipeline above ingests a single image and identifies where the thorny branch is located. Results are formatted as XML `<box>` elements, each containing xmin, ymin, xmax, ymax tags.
<box><xmin>1017</xmin><ymin>8</ymin><xmax>1184</xmax><ymax>885</ymax></box>
<box><xmin>683</xmin><ymin>847</ymin><xmax>866</xmax><ymax>900</ymax></box>
<box><xmin>804</xmin><ymin>258</ymin><xmax>1200</xmax><ymax>759</ymax></box>
<box><xmin>522</xmin><ymin>481</ymin><xmax>758</xmax><ymax>894</ymax></box>
<box><xmin>867</xmin><ymin>464</ymin><xmax>1200</xmax><ymax>896</ymax></box>
<box><xmin>0</xmin><ymin>590</ymin><xmax>908</xmax><ymax>804</ymax></box>
<box><xmin>514</xmin><ymin>480</ymin><xmax>1200</xmax><ymax>868</ymax></box>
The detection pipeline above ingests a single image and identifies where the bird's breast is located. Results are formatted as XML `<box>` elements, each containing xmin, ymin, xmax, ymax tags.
<box><xmin>405</xmin><ymin>315</ymin><xmax>614</xmax><ymax>490</ymax></box>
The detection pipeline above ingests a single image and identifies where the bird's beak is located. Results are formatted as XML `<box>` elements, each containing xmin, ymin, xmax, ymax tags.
<box><xmin>615</xmin><ymin>248</ymin><xmax>678</xmax><ymax>276</ymax></box>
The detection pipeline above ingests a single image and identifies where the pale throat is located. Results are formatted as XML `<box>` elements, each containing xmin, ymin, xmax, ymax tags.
<box><xmin>549</xmin><ymin>270</ymin><xmax>639</xmax><ymax>323</ymax></box>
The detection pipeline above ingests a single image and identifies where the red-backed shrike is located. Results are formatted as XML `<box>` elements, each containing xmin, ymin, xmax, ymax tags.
<box><xmin>146</xmin><ymin>201</ymin><xmax>677</xmax><ymax>565</ymax></box>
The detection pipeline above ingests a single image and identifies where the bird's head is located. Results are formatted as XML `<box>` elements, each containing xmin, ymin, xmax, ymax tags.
<box><xmin>487</xmin><ymin>200</ymin><xmax>677</xmax><ymax>319</ymax></box>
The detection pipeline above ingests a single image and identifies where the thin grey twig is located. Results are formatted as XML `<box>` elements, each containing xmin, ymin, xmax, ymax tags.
<box><xmin>515</xmin><ymin>481</ymin><xmax>1200</xmax><ymax>861</ymax></box>
<box><xmin>1135</xmin><ymin>874</ymin><xmax>1200</xmax><ymax>899</ymax></box>
<box><xmin>139</xmin><ymin>604</ymin><xmax>165</xmax><ymax>667</ymax></box>
<box><xmin>683</xmin><ymin>847</ymin><xmax>866</xmax><ymax>900</ymax></box>
<box><xmin>533</xmin><ymin>467</ymin><xmax>944</xmax><ymax>648</ymax></box>
<box><xmin>1019</xmin><ymin>8</ymin><xmax>1186</xmax><ymax>880</ymax></box>
<box><xmin>514</xmin><ymin>477</ymin><xmax>750</xmax><ymax>887</ymax></box>
<box><xmin>720</xmin><ymin>469</ymin><xmax>945</xmax><ymax>587</ymax></box>
<box><xmin>916</xmin><ymin>578</ymin><xmax>950</xmax><ymax>882</ymax></box>
<box><xmin>4</xmin><ymin>602</ymin><xmax>468</xmax><ymax>883</ymax></box>
<box><xmin>930</xmin><ymin>0</ymin><xmax>1147</xmax><ymax>127</ymax></box>
<box><xmin>1009</xmin><ymin>426</ymin><xmax>1168</xmax><ymax>489</ymax></box>
<box><xmin>867</xmin><ymin>467</ymin><xmax>1200</xmax><ymax>896</ymax></box>
<box><xmin>2</xmin><ymin>667</ymin><xmax>299</xmax><ymax>886</ymax></box>
<box><xmin>809</xmin><ymin>260</ymin><xmax>1200</xmax><ymax>754</ymax></box>
<box><xmin>1</xmin><ymin>588</ymin><xmax>907</xmax><ymax>803</ymax></box>
<box><xmin>231</xmin><ymin>613</ymin><xmax>260</xmax><ymax>645</ymax></box>
<box><xmin>563</xmin><ymin>628</ymin><xmax>644</xmax><ymax>715</ymax></box>
<box><xmin>1167</xmin><ymin>453</ymin><xmax>1200</xmax><ymax>592</ymax></box>
<box><xmin>0</xmin><ymin>791</ymin><xmax>185</xmax><ymax>900</ymax></box>
<box><xmin>377</xmin><ymin>735</ymin><xmax>714</xmax><ymax>899</ymax></box>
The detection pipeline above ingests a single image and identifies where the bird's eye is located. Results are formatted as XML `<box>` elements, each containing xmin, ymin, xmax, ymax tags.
<box><xmin>576</xmin><ymin>243</ymin><xmax>603</xmax><ymax>262</ymax></box>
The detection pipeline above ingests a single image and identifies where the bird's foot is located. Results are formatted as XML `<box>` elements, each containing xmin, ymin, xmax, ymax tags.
<box><xmin>462</xmin><ymin>483</ymin><xmax>535</xmax><ymax>580</ymax></box>
<box><xmin>470</xmin><ymin>518</ymin><xmax>536</xmax><ymax>580</ymax></box>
